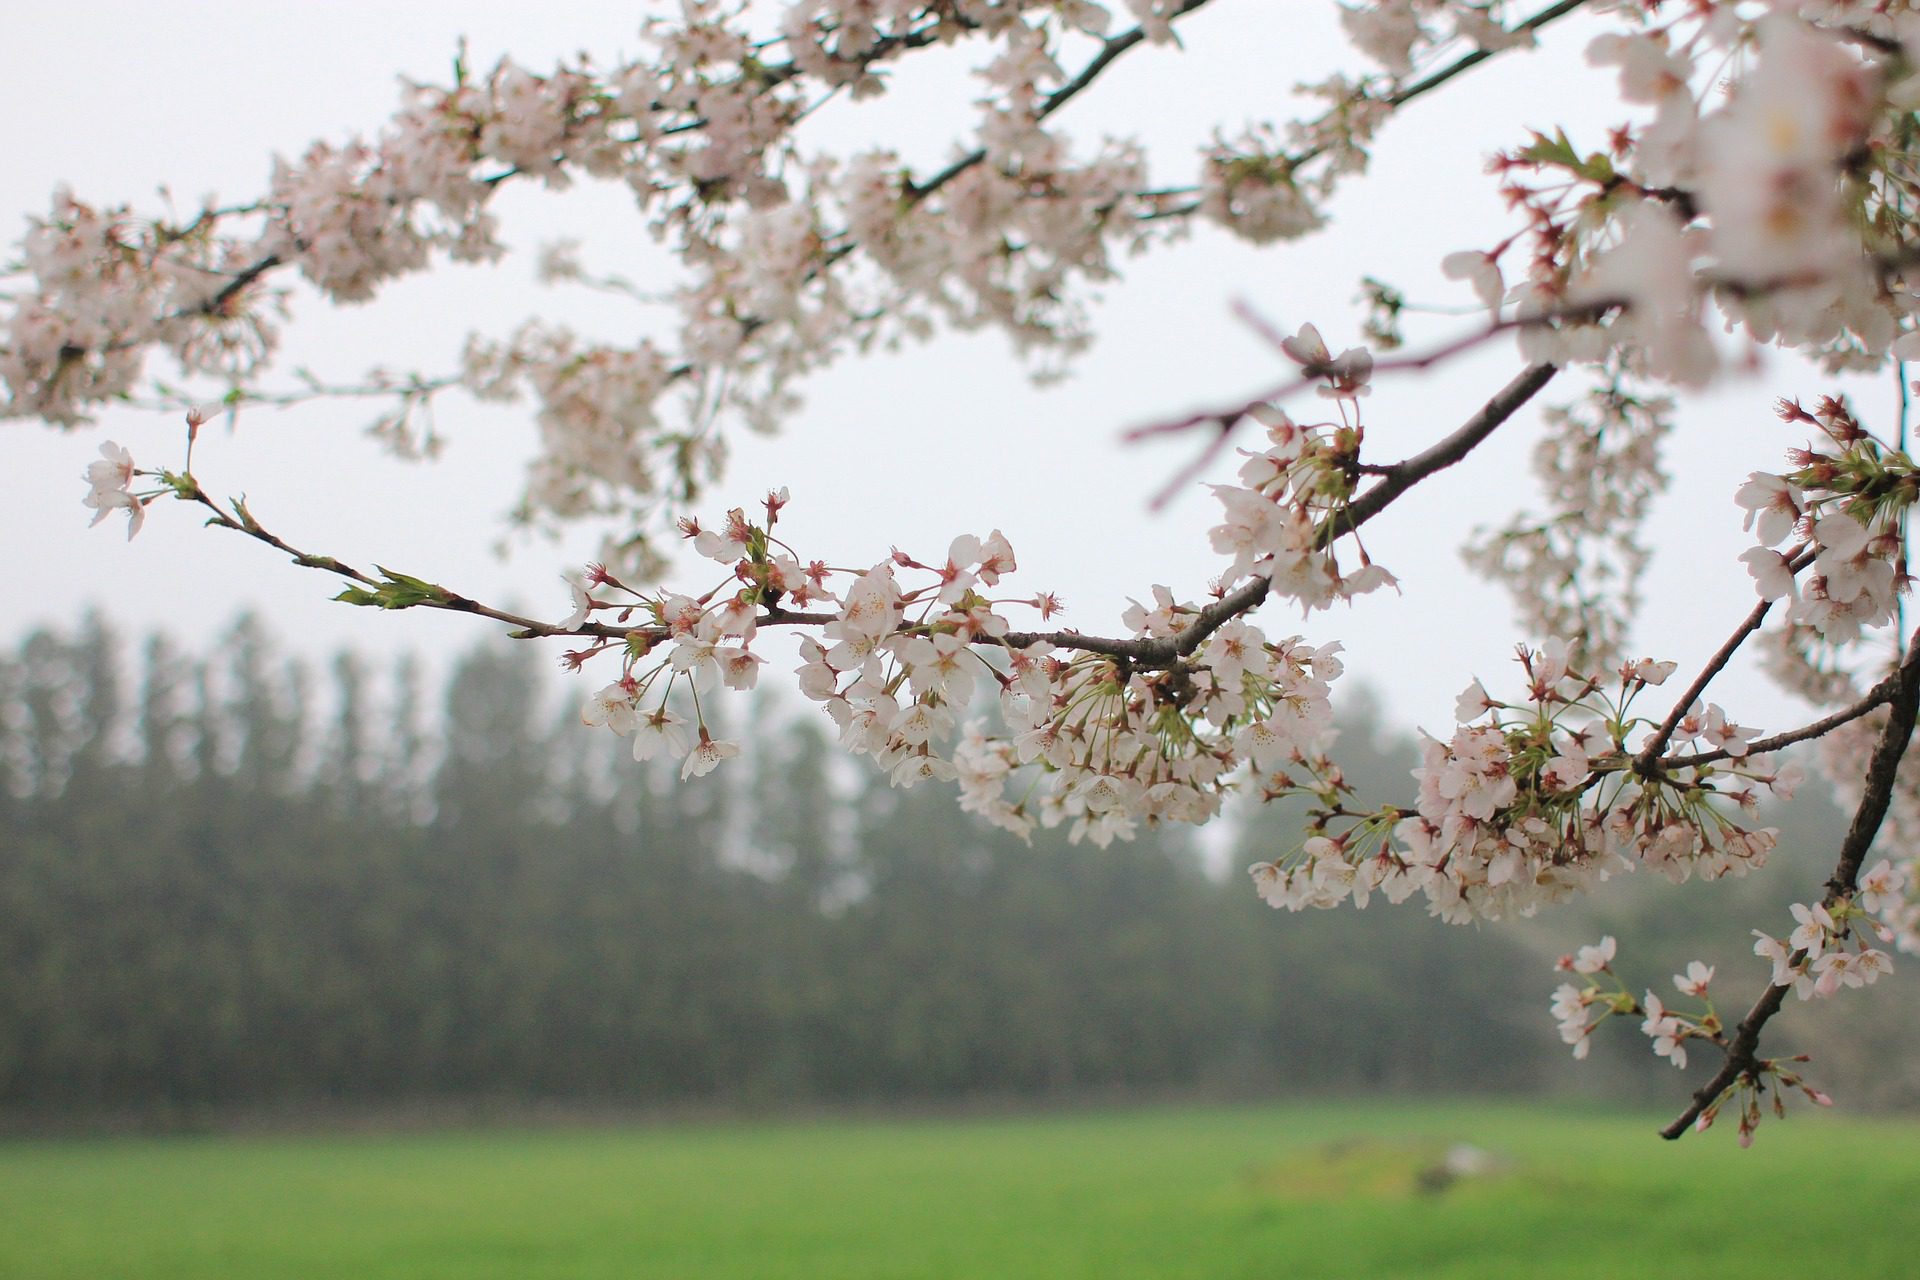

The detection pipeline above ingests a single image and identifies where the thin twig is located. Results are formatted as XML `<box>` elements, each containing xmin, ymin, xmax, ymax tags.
<box><xmin>1658</xmin><ymin>682</ymin><xmax>1898</xmax><ymax>771</ymax></box>
<box><xmin>1635</xmin><ymin>547</ymin><xmax>1816</xmax><ymax>769</ymax></box>
<box><xmin>1384</xmin><ymin>0</ymin><xmax>1591</xmax><ymax>110</ymax></box>
<box><xmin>906</xmin><ymin>0</ymin><xmax>1214</xmax><ymax>201</ymax></box>
<box><xmin>1139</xmin><ymin>0</ymin><xmax>1596</xmax><ymax>218</ymax></box>
<box><xmin>176</xmin><ymin>476</ymin><xmax>660</xmax><ymax>643</ymax></box>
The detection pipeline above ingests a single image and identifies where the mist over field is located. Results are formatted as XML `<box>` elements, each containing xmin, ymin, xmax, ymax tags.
<box><xmin>5</xmin><ymin>613</ymin><xmax>1914</xmax><ymax>1128</ymax></box>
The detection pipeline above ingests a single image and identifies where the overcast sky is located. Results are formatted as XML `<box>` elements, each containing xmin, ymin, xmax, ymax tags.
<box><xmin>6</xmin><ymin>2</ymin><xmax>1892</xmax><ymax>743</ymax></box>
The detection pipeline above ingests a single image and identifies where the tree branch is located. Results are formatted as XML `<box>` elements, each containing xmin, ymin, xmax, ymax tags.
<box><xmin>1128</xmin><ymin>244</ymin><xmax>1920</xmax><ymax>508</ymax></box>
<box><xmin>173</xmin><ymin>476</ymin><xmax>662</xmax><ymax>644</ymax></box>
<box><xmin>906</xmin><ymin>0</ymin><xmax>1214</xmax><ymax>201</ymax></box>
<box><xmin>1142</xmin><ymin>0</ymin><xmax>1596</xmax><ymax>217</ymax></box>
<box><xmin>1635</xmin><ymin>548</ymin><xmax>1816</xmax><ymax>769</ymax></box>
<box><xmin>175</xmin><ymin>360</ymin><xmax>1557</xmax><ymax>677</ymax></box>
<box><xmin>1324</xmin><ymin>361</ymin><xmax>1560</xmax><ymax>542</ymax></box>
<box><xmin>1658</xmin><ymin>676</ymin><xmax>1901</xmax><ymax>771</ymax></box>
<box><xmin>688</xmin><ymin>2</ymin><xmax>1219</xmax><ymax>387</ymax></box>
<box><xmin>1382</xmin><ymin>0</ymin><xmax>1591</xmax><ymax>111</ymax></box>
<box><xmin>1660</xmin><ymin>626</ymin><xmax>1920</xmax><ymax>1140</ymax></box>
<box><xmin>1001</xmin><ymin>361</ymin><xmax>1560</xmax><ymax>665</ymax></box>
<box><xmin>1127</xmin><ymin>303</ymin><xmax>1610</xmax><ymax>513</ymax></box>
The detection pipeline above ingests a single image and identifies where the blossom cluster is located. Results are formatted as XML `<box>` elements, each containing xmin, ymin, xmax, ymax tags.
<box><xmin>1248</xmin><ymin>639</ymin><xmax>1795</xmax><ymax>924</ymax></box>
<box><xmin>82</xmin><ymin>321</ymin><xmax>1394</xmax><ymax>849</ymax></box>
<box><xmin>566</xmin><ymin>487</ymin><xmax>1349</xmax><ymax>849</ymax></box>
<box><xmin>1758</xmin><ymin>890</ymin><xmax>1889</xmax><ymax>997</ymax></box>
<box><xmin>8</xmin><ymin>1</ymin><xmax>1584</xmax><ymax>566</ymax></box>
<box><xmin>1204</xmin><ymin>333</ymin><xmax>1396</xmax><ymax>609</ymax></box>
<box><xmin>1736</xmin><ymin>396</ymin><xmax>1912</xmax><ymax>646</ymax></box>
<box><xmin>79</xmin><ymin>441</ymin><xmax>143</xmax><ymax>539</ymax></box>
<box><xmin>1429</xmin><ymin>7</ymin><xmax>1920</xmax><ymax>400</ymax></box>
<box><xmin>1547</xmin><ymin>936</ymin><xmax>1717</xmax><ymax>1068</ymax></box>
<box><xmin>1546</xmin><ymin>935</ymin><xmax>1837</xmax><ymax>1147</ymax></box>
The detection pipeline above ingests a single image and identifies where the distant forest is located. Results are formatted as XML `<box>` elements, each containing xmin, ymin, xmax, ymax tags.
<box><xmin>3</xmin><ymin>614</ymin><xmax>1915</xmax><ymax>1123</ymax></box>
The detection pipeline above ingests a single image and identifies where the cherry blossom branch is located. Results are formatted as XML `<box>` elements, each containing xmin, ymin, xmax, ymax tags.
<box><xmin>785</xmin><ymin>2</ymin><xmax>1219</xmax><ymax>328</ymax></box>
<box><xmin>1660</xmin><ymin>626</ymin><xmax>1920</xmax><ymax>1141</ymax></box>
<box><xmin>1324</xmin><ymin>360</ymin><xmax>1561</xmax><ymax>540</ymax></box>
<box><xmin>486</xmin><ymin>11</ymin><xmax>953</xmax><ymax>150</ymax></box>
<box><xmin>168</xmin><ymin>473</ymin><xmax>658</xmax><ymax>643</ymax></box>
<box><xmin>1379</xmin><ymin>0</ymin><xmax>1589</xmax><ymax>112</ymax></box>
<box><xmin>128</xmin><ymin>10</ymin><xmax>969</xmax><ymax>336</ymax></box>
<box><xmin>1143</xmin><ymin>0</ymin><xmax>1595</xmax><ymax>215</ymax></box>
<box><xmin>434</xmin><ymin>2</ymin><xmax>1221</xmax><ymax>425</ymax></box>
<box><xmin>999</xmin><ymin>360</ymin><xmax>1561</xmax><ymax>666</ymax></box>
<box><xmin>1635</xmin><ymin>547</ymin><xmax>1818</xmax><ymax>768</ymax></box>
<box><xmin>101</xmin><ymin>2</ymin><xmax>1215</xmax><ymax>403</ymax></box>
<box><xmin>905</xmin><ymin>0</ymin><xmax>1214</xmax><ymax>201</ymax></box>
<box><xmin>172</xmin><ymin>354</ymin><xmax>1558</xmax><ymax>679</ymax></box>
<box><xmin>1133</xmin><ymin>243</ymin><xmax>1920</xmax><ymax>515</ymax></box>
<box><xmin>143</xmin><ymin>360</ymin><xmax>1543</xmax><ymax>682</ymax></box>
<box><xmin>1659</xmin><ymin>681</ymin><xmax>1901</xmax><ymax>771</ymax></box>
<box><xmin>184</xmin><ymin>253</ymin><xmax>283</xmax><ymax>324</ymax></box>
<box><xmin>93</xmin><ymin>251</ymin><xmax>289</xmax><ymax>358</ymax></box>
<box><xmin>1129</xmin><ymin>304</ymin><xmax>1606</xmax><ymax>508</ymax></box>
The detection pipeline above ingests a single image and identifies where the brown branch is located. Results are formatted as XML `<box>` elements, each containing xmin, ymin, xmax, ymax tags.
<box><xmin>1322</xmin><ymin>361</ymin><xmax>1559</xmax><ymax>543</ymax></box>
<box><xmin>1130</xmin><ymin>238</ymin><xmax>1920</xmax><ymax>502</ymax></box>
<box><xmin>1000</xmin><ymin>362</ymin><xmax>1560</xmax><ymax>666</ymax></box>
<box><xmin>1638</xmin><ymin>616</ymin><xmax>1762</xmax><ymax>755</ymax></box>
<box><xmin>1660</xmin><ymin>626</ymin><xmax>1920</xmax><ymax>1141</ymax></box>
<box><xmin>191</xmin><ymin>253</ymin><xmax>282</xmax><ymax>320</ymax></box>
<box><xmin>174</xmin><ymin>475</ymin><xmax>661</xmax><ymax>644</ymax></box>
<box><xmin>760</xmin><ymin>605</ymin><xmax>838</xmax><ymax>627</ymax></box>
<box><xmin>1132</xmin><ymin>233</ymin><xmax>1920</xmax><ymax>481</ymax></box>
<box><xmin>1382</xmin><ymin>0</ymin><xmax>1591</xmax><ymax>110</ymax></box>
<box><xmin>1635</xmin><ymin>547</ymin><xmax>1816</xmax><ymax>769</ymax></box>
<box><xmin>1659</xmin><ymin>678</ymin><xmax>1899</xmax><ymax>771</ymax></box>
<box><xmin>757</xmin><ymin>361</ymin><xmax>1555</xmax><ymax>665</ymax></box>
<box><xmin>1127</xmin><ymin>303</ymin><xmax>1611</xmax><ymax>511</ymax></box>
<box><xmin>666</xmin><ymin>2</ymin><xmax>1216</xmax><ymax>389</ymax></box>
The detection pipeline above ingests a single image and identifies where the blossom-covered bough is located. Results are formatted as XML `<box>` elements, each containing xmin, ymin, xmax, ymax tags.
<box><xmin>29</xmin><ymin>0</ymin><xmax>1920</xmax><ymax>1141</ymax></box>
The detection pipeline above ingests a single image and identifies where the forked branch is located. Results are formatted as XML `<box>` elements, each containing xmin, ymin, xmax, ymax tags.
<box><xmin>1660</xmin><ymin>627</ymin><xmax>1920</xmax><ymax>1140</ymax></box>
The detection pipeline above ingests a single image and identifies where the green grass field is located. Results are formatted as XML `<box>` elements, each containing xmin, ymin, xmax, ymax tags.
<box><xmin>0</xmin><ymin>1101</ymin><xmax>1914</xmax><ymax>1278</ymax></box>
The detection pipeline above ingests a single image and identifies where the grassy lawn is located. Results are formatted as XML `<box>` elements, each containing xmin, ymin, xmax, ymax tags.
<box><xmin>0</xmin><ymin>1101</ymin><xmax>1914</xmax><ymax>1278</ymax></box>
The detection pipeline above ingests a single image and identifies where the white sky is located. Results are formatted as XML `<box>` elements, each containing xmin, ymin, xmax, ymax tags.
<box><xmin>6</xmin><ymin>1</ymin><xmax>1896</xmax><ymax>741</ymax></box>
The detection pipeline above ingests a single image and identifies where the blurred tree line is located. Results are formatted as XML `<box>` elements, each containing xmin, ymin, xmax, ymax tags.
<box><xmin>1</xmin><ymin>614</ymin><xmax>1913</xmax><ymax>1122</ymax></box>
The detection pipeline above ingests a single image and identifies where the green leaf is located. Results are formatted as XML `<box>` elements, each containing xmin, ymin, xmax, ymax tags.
<box><xmin>1516</xmin><ymin>128</ymin><xmax>1579</xmax><ymax>170</ymax></box>
<box><xmin>332</xmin><ymin>567</ymin><xmax>453</xmax><ymax>611</ymax></box>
